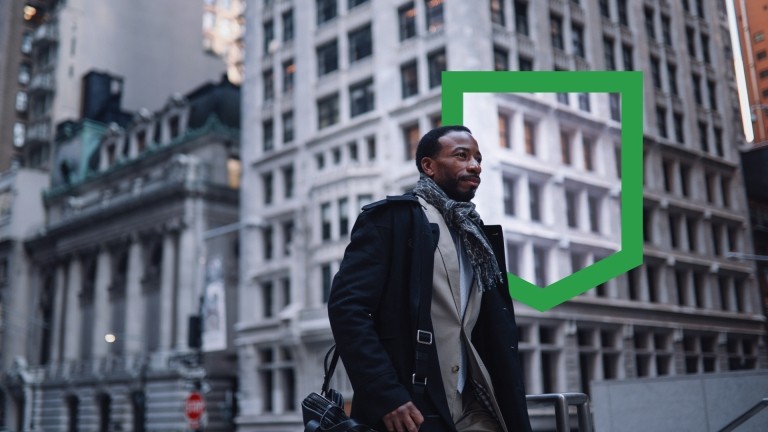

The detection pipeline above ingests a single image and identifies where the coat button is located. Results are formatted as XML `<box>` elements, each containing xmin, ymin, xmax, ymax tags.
<box><xmin>451</xmin><ymin>365</ymin><xmax>460</xmax><ymax>373</ymax></box>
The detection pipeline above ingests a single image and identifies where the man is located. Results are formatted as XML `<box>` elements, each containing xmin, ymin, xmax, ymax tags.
<box><xmin>328</xmin><ymin>126</ymin><xmax>531</xmax><ymax>432</ymax></box>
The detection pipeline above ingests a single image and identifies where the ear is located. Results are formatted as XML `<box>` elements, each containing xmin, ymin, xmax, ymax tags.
<box><xmin>421</xmin><ymin>157</ymin><xmax>436</xmax><ymax>177</ymax></box>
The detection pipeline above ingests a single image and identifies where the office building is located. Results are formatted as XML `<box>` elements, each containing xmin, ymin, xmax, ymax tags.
<box><xmin>19</xmin><ymin>74</ymin><xmax>241</xmax><ymax>431</ymax></box>
<box><xmin>238</xmin><ymin>1</ymin><xmax>766</xmax><ymax>430</ymax></box>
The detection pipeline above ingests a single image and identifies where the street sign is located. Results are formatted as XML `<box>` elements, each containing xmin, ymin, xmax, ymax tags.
<box><xmin>185</xmin><ymin>391</ymin><xmax>206</xmax><ymax>429</ymax></box>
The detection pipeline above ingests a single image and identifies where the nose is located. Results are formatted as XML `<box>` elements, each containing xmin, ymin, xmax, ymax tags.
<box><xmin>467</xmin><ymin>157</ymin><xmax>481</xmax><ymax>174</ymax></box>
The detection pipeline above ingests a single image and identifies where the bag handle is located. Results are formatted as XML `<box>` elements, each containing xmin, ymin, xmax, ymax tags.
<box><xmin>321</xmin><ymin>344</ymin><xmax>339</xmax><ymax>396</ymax></box>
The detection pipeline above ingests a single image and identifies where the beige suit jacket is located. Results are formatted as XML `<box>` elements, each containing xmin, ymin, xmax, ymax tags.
<box><xmin>418</xmin><ymin>198</ymin><xmax>508</xmax><ymax>432</ymax></box>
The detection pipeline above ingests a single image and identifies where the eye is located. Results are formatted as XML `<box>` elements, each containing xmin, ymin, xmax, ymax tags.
<box><xmin>455</xmin><ymin>152</ymin><xmax>467</xmax><ymax>160</ymax></box>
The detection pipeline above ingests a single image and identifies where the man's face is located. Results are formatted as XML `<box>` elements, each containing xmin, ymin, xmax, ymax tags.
<box><xmin>421</xmin><ymin>131</ymin><xmax>482</xmax><ymax>202</ymax></box>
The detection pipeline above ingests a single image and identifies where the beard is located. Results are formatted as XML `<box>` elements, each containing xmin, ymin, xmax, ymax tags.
<box><xmin>440</xmin><ymin>176</ymin><xmax>478</xmax><ymax>202</ymax></box>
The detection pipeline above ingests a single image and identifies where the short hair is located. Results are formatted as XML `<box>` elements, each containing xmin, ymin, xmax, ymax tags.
<box><xmin>415</xmin><ymin>125</ymin><xmax>472</xmax><ymax>173</ymax></box>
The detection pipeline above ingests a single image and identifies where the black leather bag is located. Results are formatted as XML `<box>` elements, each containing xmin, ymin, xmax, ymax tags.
<box><xmin>301</xmin><ymin>346</ymin><xmax>377</xmax><ymax>432</ymax></box>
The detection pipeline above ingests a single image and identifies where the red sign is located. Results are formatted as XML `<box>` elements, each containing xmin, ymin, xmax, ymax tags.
<box><xmin>185</xmin><ymin>391</ymin><xmax>206</xmax><ymax>428</ymax></box>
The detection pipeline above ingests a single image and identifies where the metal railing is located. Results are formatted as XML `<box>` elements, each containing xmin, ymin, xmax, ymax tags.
<box><xmin>717</xmin><ymin>398</ymin><xmax>768</xmax><ymax>432</ymax></box>
<box><xmin>527</xmin><ymin>392</ymin><xmax>593</xmax><ymax>432</ymax></box>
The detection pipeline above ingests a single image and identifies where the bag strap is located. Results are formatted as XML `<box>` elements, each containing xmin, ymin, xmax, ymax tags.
<box><xmin>321</xmin><ymin>344</ymin><xmax>339</xmax><ymax>396</ymax></box>
<box><xmin>411</xmin><ymin>221</ymin><xmax>439</xmax><ymax>402</ymax></box>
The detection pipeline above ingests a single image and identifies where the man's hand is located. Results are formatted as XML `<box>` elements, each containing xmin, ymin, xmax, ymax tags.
<box><xmin>382</xmin><ymin>401</ymin><xmax>424</xmax><ymax>432</ymax></box>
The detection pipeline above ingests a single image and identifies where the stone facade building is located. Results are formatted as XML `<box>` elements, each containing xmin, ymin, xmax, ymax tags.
<box><xmin>239</xmin><ymin>0</ymin><xmax>767</xmax><ymax>430</ymax></box>
<box><xmin>19</xmin><ymin>76</ymin><xmax>241</xmax><ymax>431</ymax></box>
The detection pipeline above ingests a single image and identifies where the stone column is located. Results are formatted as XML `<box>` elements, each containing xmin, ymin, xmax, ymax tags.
<box><xmin>175</xmin><ymin>228</ymin><xmax>198</xmax><ymax>350</ymax></box>
<box><xmin>50</xmin><ymin>262</ymin><xmax>68</xmax><ymax>363</ymax></box>
<box><xmin>159</xmin><ymin>232</ymin><xmax>177</xmax><ymax>350</ymax></box>
<box><xmin>92</xmin><ymin>248</ymin><xmax>112</xmax><ymax>358</ymax></box>
<box><xmin>63</xmin><ymin>258</ymin><xmax>82</xmax><ymax>361</ymax></box>
<box><xmin>124</xmin><ymin>238</ymin><xmax>144</xmax><ymax>353</ymax></box>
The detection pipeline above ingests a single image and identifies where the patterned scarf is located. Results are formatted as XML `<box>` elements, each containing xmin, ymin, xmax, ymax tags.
<box><xmin>413</xmin><ymin>175</ymin><xmax>504</xmax><ymax>293</ymax></box>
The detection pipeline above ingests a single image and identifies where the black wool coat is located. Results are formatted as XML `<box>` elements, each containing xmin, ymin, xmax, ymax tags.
<box><xmin>327</xmin><ymin>194</ymin><xmax>531</xmax><ymax>432</ymax></box>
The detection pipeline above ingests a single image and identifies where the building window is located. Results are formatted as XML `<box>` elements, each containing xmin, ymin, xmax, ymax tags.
<box><xmin>317</xmin><ymin>93</ymin><xmax>340</xmax><ymax>129</ymax></box>
<box><xmin>350</xmin><ymin>79</ymin><xmax>375</xmax><ymax>117</ymax></box>
<box><xmin>366</xmin><ymin>136</ymin><xmax>377</xmax><ymax>161</ymax></box>
<box><xmin>604</xmin><ymin>38</ymin><xmax>616</xmax><ymax>69</ymax></box>
<box><xmin>263</xmin><ymin>226</ymin><xmax>274</xmax><ymax>261</ymax></box>
<box><xmin>644</xmin><ymin>8</ymin><xmax>655</xmax><ymax>40</ymax></box>
<box><xmin>283</xmin><ymin>60</ymin><xmax>295</xmax><ymax>93</ymax></box>
<box><xmin>263</xmin><ymin>20</ymin><xmax>274</xmax><ymax>54</ymax></box>
<box><xmin>258</xmin><ymin>347</ymin><xmax>297</xmax><ymax>413</ymax></box>
<box><xmin>668</xmin><ymin>63</ymin><xmax>678</xmax><ymax>95</ymax></box>
<box><xmin>727</xmin><ymin>335</ymin><xmax>758</xmax><ymax>370</ymax></box>
<box><xmin>348</xmin><ymin>141</ymin><xmax>358</xmax><ymax>161</ymax></box>
<box><xmin>572</xmin><ymin>23</ymin><xmax>585</xmax><ymax>58</ymax></box>
<box><xmin>498</xmin><ymin>113</ymin><xmax>510</xmax><ymax>148</ymax></box>
<box><xmin>494</xmin><ymin>46</ymin><xmax>509</xmax><ymax>71</ymax></box>
<box><xmin>699</xmin><ymin>122</ymin><xmax>709</xmax><ymax>152</ymax></box>
<box><xmin>599</xmin><ymin>0</ymin><xmax>610</xmax><ymax>18</ymax></box>
<box><xmin>349</xmin><ymin>24</ymin><xmax>372</xmax><ymax>63</ymax></box>
<box><xmin>560</xmin><ymin>131</ymin><xmax>572</xmax><ymax>165</ymax></box>
<box><xmin>491</xmin><ymin>0</ymin><xmax>505</xmax><ymax>26</ymax></box>
<box><xmin>398</xmin><ymin>2</ymin><xmax>417</xmax><ymax>41</ymax></box>
<box><xmin>565</xmin><ymin>190</ymin><xmax>578</xmax><ymax>228</ymax></box>
<box><xmin>263</xmin><ymin>119</ymin><xmax>274</xmax><ymax>152</ymax></box>
<box><xmin>283</xmin><ymin>221</ymin><xmax>294</xmax><ymax>256</ymax></box>
<box><xmin>403</xmin><ymin>123</ymin><xmax>420</xmax><ymax>160</ymax></box>
<box><xmin>401</xmin><ymin>61</ymin><xmax>418</xmax><ymax>98</ymax></box>
<box><xmin>692</xmin><ymin>73</ymin><xmax>702</xmax><ymax>105</ymax></box>
<box><xmin>282</xmin><ymin>111</ymin><xmax>294</xmax><ymax>143</ymax></box>
<box><xmin>321</xmin><ymin>264</ymin><xmax>333</xmax><ymax>302</ymax></box>
<box><xmin>660</xmin><ymin>15</ymin><xmax>672</xmax><ymax>46</ymax></box>
<box><xmin>317</xmin><ymin>40</ymin><xmax>339</xmax><ymax>76</ymax></box>
<box><xmin>578</xmin><ymin>93</ymin><xmax>590</xmax><ymax>112</ymax></box>
<box><xmin>650</xmin><ymin>56</ymin><xmax>661</xmax><ymax>89</ymax></box>
<box><xmin>425</xmin><ymin>0</ymin><xmax>444</xmax><ymax>33</ymax></box>
<box><xmin>609</xmin><ymin>93</ymin><xmax>621</xmax><ymax>121</ymax></box>
<box><xmin>15</xmin><ymin>92</ymin><xmax>28</xmax><ymax>112</ymax></box>
<box><xmin>656</xmin><ymin>107</ymin><xmax>667</xmax><ymax>138</ymax></box>
<box><xmin>506</xmin><ymin>242</ymin><xmax>520</xmax><ymax>275</ymax></box>
<box><xmin>617</xmin><ymin>0</ymin><xmax>628</xmax><ymax>26</ymax></box>
<box><xmin>263</xmin><ymin>69</ymin><xmax>274</xmax><ymax>102</ymax></box>
<box><xmin>673</xmin><ymin>112</ymin><xmax>684</xmax><ymax>143</ymax></box>
<box><xmin>714</xmin><ymin>127</ymin><xmax>724</xmax><ymax>156</ymax></box>
<box><xmin>588</xmin><ymin>195</ymin><xmax>601</xmax><ymax>233</ymax></box>
<box><xmin>533</xmin><ymin>246</ymin><xmax>548</xmax><ymax>286</ymax></box>
<box><xmin>622</xmin><ymin>44</ymin><xmax>633</xmax><ymax>70</ymax></box>
<box><xmin>21</xmin><ymin>30</ymin><xmax>32</xmax><ymax>54</ymax></box>
<box><xmin>701</xmin><ymin>34</ymin><xmax>710</xmax><ymax>63</ymax></box>
<box><xmin>721</xmin><ymin>177</ymin><xmax>731</xmax><ymax>208</ymax></box>
<box><xmin>502</xmin><ymin>176</ymin><xmax>516</xmax><ymax>215</ymax></box>
<box><xmin>349</xmin><ymin>0</ymin><xmax>369</xmax><ymax>8</ymax></box>
<box><xmin>686</xmin><ymin>27</ymin><xmax>696</xmax><ymax>56</ymax></box>
<box><xmin>18</xmin><ymin>63</ymin><xmax>31</xmax><ymax>85</ymax></box>
<box><xmin>550</xmin><ymin>15</ymin><xmax>564</xmax><ymax>50</ymax></box>
<box><xmin>339</xmin><ymin>197</ymin><xmax>349</xmax><ymax>235</ymax></box>
<box><xmin>282</xmin><ymin>165</ymin><xmax>294</xmax><ymax>198</ymax></box>
<box><xmin>316</xmin><ymin>153</ymin><xmax>325</xmax><ymax>170</ymax></box>
<box><xmin>686</xmin><ymin>216</ymin><xmax>698</xmax><ymax>252</ymax></box>
<box><xmin>529</xmin><ymin>183</ymin><xmax>542</xmax><ymax>222</ymax></box>
<box><xmin>317</xmin><ymin>0</ymin><xmax>338</xmax><ymax>25</ymax></box>
<box><xmin>583</xmin><ymin>138</ymin><xmax>594</xmax><ymax>171</ymax></box>
<box><xmin>262</xmin><ymin>172</ymin><xmax>274</xmax><ymax>205</ymax></box>
<box><xmin>283</xmin><ymin>10</ymin><xmax>294</xmax><ymax>42</ymax></box>
<box><xmin>707</xmin><ymin>80</ymin><xmax>717</xmax><ymax>109</ymax></box>
<box><xmin>683</xmin><ymin>334</ymin><xmax>718</xmax><ymax>374</ymax></box>
<box><xmin>321</xmin><ymin>202</ymin><xmax>332</xmax><ymax>241</ymax></box>
<box><xmin>514</xmin><ymin>1</ymin><xmax>529</xmax><ymax>36</ymax></box>
<box><xmin>556</xmin><ymin>92</ymin><xmax>569</xmax><ymax>105</ymax></box>
<box><xmin>332</xmin><ymin>147</ymin><xmax>342</xmax><ymax>165</ymax></box>
<box><xmin>518</xmin><ymin>56</ymin><xmax>533</xmax><ymax>71</ymax></box>
<box><xmin>524</xmin><ymin>120</ymin><xmax>536</xmax><ymax>155</ymax></box>
<box><xmin>662</xmin><ymin>159</ymin><xmax>674</xmax><ymax>192</ymax></box>
<box><xmin>428</xmin><ymin>49</ymin><xmax>446</xmax><ymax>88</ymax></box>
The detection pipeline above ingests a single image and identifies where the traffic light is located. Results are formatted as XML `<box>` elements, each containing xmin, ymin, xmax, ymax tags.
<box><xmin>188</xmin><ymin>315</ymin><xmax>202</xmax><ymax>349</ymax></box>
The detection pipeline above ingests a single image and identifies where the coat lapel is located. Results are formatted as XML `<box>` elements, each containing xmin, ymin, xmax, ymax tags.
<box><xmin>418</xmin><ymin>197</ymin><xmax>462</xmax><ymax>315</ymax></box>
